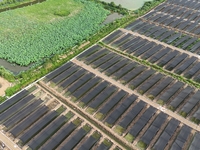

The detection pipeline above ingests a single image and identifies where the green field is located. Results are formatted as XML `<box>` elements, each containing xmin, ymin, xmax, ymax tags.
<box><xmin>0</xmin><ymin>0</ymin><xmax>109</xmax><ymax>66</ymax></box>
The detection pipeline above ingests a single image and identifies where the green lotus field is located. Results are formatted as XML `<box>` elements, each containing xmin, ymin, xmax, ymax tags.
<box><xmin>0</xmin><ymin>0</ymin><xmax>109</xmax><ymax>66</ymax></box>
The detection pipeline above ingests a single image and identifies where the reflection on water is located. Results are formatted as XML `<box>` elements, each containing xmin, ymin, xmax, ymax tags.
<box><xmin>100</xmin><ymin>0</ymin><xmax>153</xmax><ymax>10</ymax></box>
<box><xmin>0</xmin><ymin>59</ymin><xmax>29</xmax><ymax>75</ymax></box>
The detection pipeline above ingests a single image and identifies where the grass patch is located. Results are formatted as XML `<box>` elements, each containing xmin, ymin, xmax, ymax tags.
<box><xmin>119</xmin><ymin>80</ymin><xmax>127</xmax><ymax>85</ymax></box>
<box><xmin>168</xmin><ymin>105</ymin><xmax>175</xmax><ymax>111</ymax></box>
<box><xmin>103</xmin><ymin>139</ymin><xmax>113</xmax><ymax>147</ymax></box>
<box><xmin>43</xmin><ymin>77</ymin><xmax>49</xmax><ymax>83</ymax></box>
<box><xmin>190</xmin><ymin>117</ymin><xmax>200</xmax><ymax>124</ymax></box>
<box><xmin>64</xmin><ymin>91</ymin><xmax>71</xmax><ymax>98</ymax></box>
<box><xmin>82</xmin><ymin>124</ymin><xmax>91</xmax><ymax>132</ymax></box>
<box><xmin>56</xmin><ymin>105</ymin><xmax>66</xmax><ymax>114</ymax></box>
<box><xmin>49</xmin><ymin>82</ymin><xmax>56</xmax><ymax>88</ymax></box>
<box><xmin>137</xmin><ymin>141</ymin><xmax>147</xmax><ymax>150</ymax></box>
<box><xmin>125</xmin><ymin>133</ymin><xmax>134</xmax><ymax>143</ymax></box>
<box><xmin>65</xmin><ymin>111</ymin><xmax>74</xmax><ymax>119</ymax></box>
<box><xmin>56</xmin><ymin>86</ymin><xmax>64</xmax><ymax>93</ymax></box>
<box><xmin>179</xmin><ymin>111</ymin><xmax>187</xmax><ymax>118</ymax></box>
<box><xmin>72</xmin><ymin>118</ymin><xmax>82</xmax><ymax>126</ymax></box>
<box><xmin>86</xmin><ymin>107</ymin><xmax>95</xmax><ymax>115</ymax></box>
<box><xmin>28</xmin><ymin>85</ymin><xmax>37</xmax><ymax>92</ymax></box>
<box><xmin>70</xmin><ymin>96</ymin><xmax>78</xmax><ymax>102</ymax></box>
<box><xmin>105</xmin><ymin>122</ymin><xmax>113</xmax><ymax>128</ymax></box>
<box><xmin>78</xmin><ymin>102</ymin><xmax>85</xmax><ymax>108</ymax></box>
<box><xmin>92</xmin><ymin>131</ymin><xmax>101</xmax><ymax>139</ymax></box>
<box><xmin>54</xmin><ymin>10</ymin><xmax>70</xmax><ymax>17</ymax></box>
<box><xmin>94</xmin><ymin>112</ymin><xmax>105</xmax><ymax>120</ymax></box>
<box><xmin>137</xmin><ymin>89</ymin><xmax>144</xmax><ymax>95</ymax></box>
<box><xmin>114</xmin><ymin>125</ymin><xmax>124</xmax><ymax>135</ymax></box>
<box><xmin>129</xmin><ymin>84</ymin><xmax>135</xmax><ymax>90</ymax></box>
<box><xmin>147</xmin><ymin>94</ymin><xmax>155</xmax><ymax>100</ymax></box>
<box><xmin>157</xmin><ymin>99</ymin><xmax>165</xmax><ymax>106</ymax></box>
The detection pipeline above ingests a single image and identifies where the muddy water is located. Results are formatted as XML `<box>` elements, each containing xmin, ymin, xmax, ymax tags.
<box><xmin>103</xmin><ymin>13</ymin><xmax>123</xmax><ymax>25</ymax></box>
<box><xmin>0</xmin><ymin>59</ymin><xmax>29</xmax><ymax>74</ymax></box>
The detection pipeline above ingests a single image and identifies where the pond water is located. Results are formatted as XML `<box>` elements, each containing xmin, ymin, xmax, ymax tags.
<box><xmin>0</xmin><ymin>59</ymin><xmax>30</xmax><ymax>75</ymax></box>
<box><xmin>103</xmin><ymin>13</ymin><xmax>123</xmax><ymax>25</ymax></box>
<box><xmin>100</xmin><ymin>0</ymin><xmax>153</xmax><ymax>10</ymax></box>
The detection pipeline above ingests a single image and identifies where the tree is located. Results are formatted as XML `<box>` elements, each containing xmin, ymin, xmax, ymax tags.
<box><xmin>110</xmin><ymin>2</ymin><xmax>115</xmax><ymax>7</ymax></box>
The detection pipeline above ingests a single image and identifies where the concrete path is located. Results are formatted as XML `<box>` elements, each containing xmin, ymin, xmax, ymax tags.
<box><xmin>0</xmin><ymin>131</ymin><xmax>21</xmax><ymax>150</ymax></box>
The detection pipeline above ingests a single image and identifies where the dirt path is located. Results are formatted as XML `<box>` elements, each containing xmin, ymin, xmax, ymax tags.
<box><xmin>72</xmin><ymin>58</ymin><xmax>200</xmax><ymax>132</ymax></box>
<box><xmin>0</xmin><ymin>77</ymin><xmax>10</xmax><ymax>96</ymax></box>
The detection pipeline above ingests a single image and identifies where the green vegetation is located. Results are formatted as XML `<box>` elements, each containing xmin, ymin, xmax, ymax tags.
<box><xmin>49</xmin><ymin>82</ymin><xmax>56</xmax><ymax>88</ymax></box>
<box><xmin>0</xmin><ymin>0</ymin><xmax>109</xmax><ymax>66</ymax></box>
<box><xmin>137</xmin><ymin>141</ymin><xmax>147</xmax><ymax>150</ymax></box>
<box><xmin>56</xmin><ymin>105</ymin><xmax>66</xmax><ymax>114</ymax></box>
<box><xmin>168</xmin><ymin>105</ymin><xmax>176</xmax><ymax>112</ymax></box>
<box><xmin>78</xmin><ymin>102</ymin><xmax>85</xmax><ymax>108</ymax></box>
<box><xmin>34</xmin><ymin>90</ymin><xmax>44</xmax><ymax>98</ymax></box>
<box><xmin>92</xmin><ymin>131</ymin><xmax>101</xmax><ymax>139</ymax></box>
<box><xmin>70</xmin><ymin>96</ymin><xmax>78</xmax><ymax>102</ymax></box>
<box><xmin>125</xmin><ymin>133</ymin><xmax>135</xmax><ymax>143</ymax></box>
<box><xmin>0</xmin><ymin>96</ymin><xmax>6</xmax><ymax>104</ymax></box>
<box><xmin>65</xmin><ymin>111</ymin><xmax>74</xmax><ymax>119</ymax></box>
<box><xmin>129</xmin><ymin>84</ymin><xmax>136</xmax><ymax>90</ymax></box>
<box><xmin>179</xmin><ymin>111</ymin><xmax>187</xmax><ymax>118</ymax></box>
<box><xmin>114</xmin><ymin>125</ymin><xmax>124</xmax><ymax>135</ymax></box>
<box><xmin>157</xmin><ymin>99</ymin><xmax>165</xmax><ymax>106</ymax></box>
<box><xmin>56</xmin><ymin>86</ymin><xmax>64</xmax><ymax>93</ymax></box>
<box><xmin>86</xmin><ymin>107</ymin><xmax>95</xmax><ymax>114</ymax></box>
<box><xmin>103</xmin><ymin>139</ymin><xmax>113</xmax><ymax>147</ymax></box>
<box><xmin>0</xmin><ymin>66</ymin><xmax>15</xmax><ymax>82</ymax></box>
<box><xmin>82</xmin><ymin>124</ymin><xmax>91</xmax><ymax>132</ymax></box>
<box><xmin>105</xmin><ymin>122</ymin><xmax>113</xmax><ymax>128</ymax></box>
<box><xmin>190</xmin><ymin>117</ymin><xmax>200</xmax><ymax>124</ymax></box>
<box><xmin>94</xmin><ymin>112</ymin><xmax>104</xmax><ymax>120</ymax></box>
<box><xmin>72</xmin><ymin>117</ymin><xmax>82</xmax><ymax>126</ymax></box>
<box><xmin>54</xmin><ymin>10</ymin><xmax>70</xmax><ymax>17</ymax></box>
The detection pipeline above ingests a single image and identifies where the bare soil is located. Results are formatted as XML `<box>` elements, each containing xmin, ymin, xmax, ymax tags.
<box><xmin>0</xmin><ymin>77</ymin><xmax>10</xmax><ymax>96</ymax></box>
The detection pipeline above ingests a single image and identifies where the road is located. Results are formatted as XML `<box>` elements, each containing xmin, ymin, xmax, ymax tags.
<box><xmin>0</xmin><ymin>130</ymin><xmax>21</xmax><ymax>150</ymax></box>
